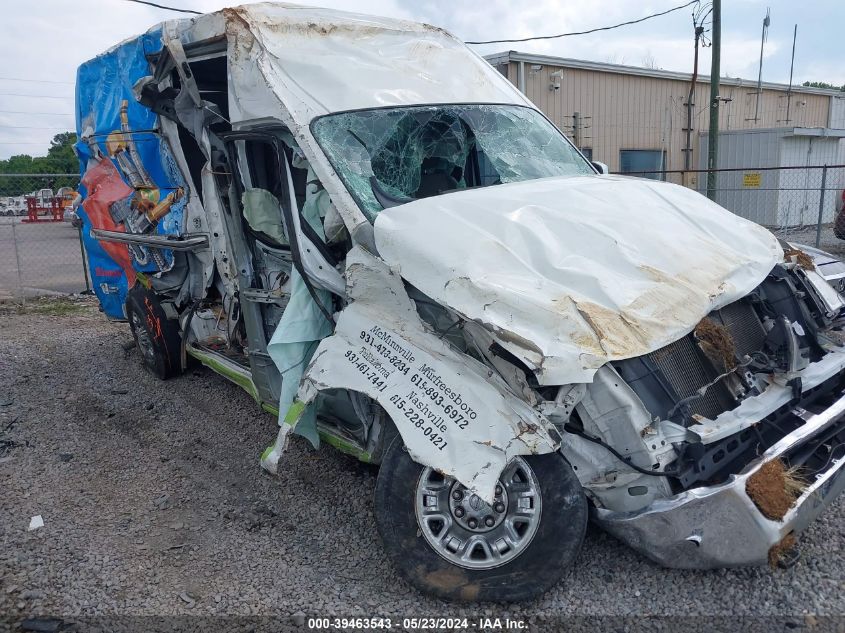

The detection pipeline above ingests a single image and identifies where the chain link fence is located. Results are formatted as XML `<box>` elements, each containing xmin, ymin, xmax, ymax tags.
<box><xmin>615</xmin><ymin>164</ymin><xmax>845</xmax><ymax>256</ymax></box>
<box><xmin>0</xmin><ymin>174</ymin><xmax>91</xmax><ymax>302</ymax></box>
<box><xmin>3</xmin><ymin>166</ymin><xmax>845</xmax><ymax>301</ymax></box>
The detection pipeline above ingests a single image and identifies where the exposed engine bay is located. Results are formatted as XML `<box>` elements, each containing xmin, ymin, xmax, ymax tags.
<box><xmin>567</xmin><ymin>252</ymin><xmax>845</xmax><ymax>512</ymax></box>
<box><xmin>393</xmin><ymin>247</ymin><xmax>845</xmax><ymax>515</ymax></box>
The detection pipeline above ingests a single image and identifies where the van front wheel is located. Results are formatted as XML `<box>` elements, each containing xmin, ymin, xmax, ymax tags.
<box><xmin>374</xmin><ymin>437</ymin><xmax>587</xmax><ymax>602</ymax></box>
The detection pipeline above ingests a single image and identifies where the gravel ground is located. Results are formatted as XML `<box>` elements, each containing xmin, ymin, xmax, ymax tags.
<box><xmin>1</xmin><ymin>298</ymin><xmax>844</xmax><ymax>629</ymax></box>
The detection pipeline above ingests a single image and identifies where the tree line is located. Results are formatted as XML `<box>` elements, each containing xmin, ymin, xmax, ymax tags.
<box><xmin>0</xmin><ymin>132</ymin><xmax>79</xmax><ymax>197</ymax></box>
<box><xmin>802</xmin><ymin>81</ymin><xmax>845</xmax><ymax>92</ymax></box>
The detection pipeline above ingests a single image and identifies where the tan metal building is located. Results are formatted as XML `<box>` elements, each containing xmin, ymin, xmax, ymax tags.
<box><xmin>485</xmin><ymin>51</ymin><xmax>845</xmax><ymax>180</ymax></box>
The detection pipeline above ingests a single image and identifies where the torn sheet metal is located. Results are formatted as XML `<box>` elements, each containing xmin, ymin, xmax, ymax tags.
<box><xmin>375</xmin><ymin>175</ymin><xmax>783</xmax><ymax>385</ymax></box>
<box><xmin>75</xmin><ymin>30</ymin><xmax>190</xmax><ymax>318</ymax></box>
<box><xmin>220</xmin><ymin>2</ymin><xmax>529</xmax><ymax>239</ymax></box>
<box><xmin>294</xmin><ymin>247</ymin><xmax>560</xmax><ymax>503</ymax></box>
<box><xmin>112</xmin><ymin>4</ymin><xmax>530</xmax><ymax>254</ymax></box>
<box><xmin>800</xmin><ymin>267</ymin><xmax>845</xmax><ymax>316</ymax></box>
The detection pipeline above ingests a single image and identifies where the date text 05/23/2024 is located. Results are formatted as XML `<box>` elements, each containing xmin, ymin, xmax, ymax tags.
<box><xmin>306</xmin><ymin>615</ymin><xmax>528</xmax><ymax>630</ymax></box>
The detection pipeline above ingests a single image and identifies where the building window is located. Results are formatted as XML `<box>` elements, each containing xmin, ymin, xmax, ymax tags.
<box><xmin>580</xmin><ymin>148</ymin><xmax>593</xmax><ymax>162</ymax></box>
<box><xmin>619</xmin><ymin>150</ymin><xmax>666</xmax><ymax>180</ymax></box>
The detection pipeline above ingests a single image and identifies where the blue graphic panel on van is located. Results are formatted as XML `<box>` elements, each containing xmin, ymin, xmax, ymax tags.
<box><xmin>74</xmin><ymin>29</ymin><xmax>189</xmax><ymax>319</ymax></box>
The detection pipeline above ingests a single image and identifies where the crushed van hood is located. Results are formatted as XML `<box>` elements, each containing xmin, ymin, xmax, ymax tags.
<box><xmin>374</xmin><ymin>175</ymin><xmax>783</xmax><ymax>385</ymax></box>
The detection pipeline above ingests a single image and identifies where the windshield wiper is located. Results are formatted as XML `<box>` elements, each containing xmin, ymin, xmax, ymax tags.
<box><xmin>369</xmin><ymin>176</ymin><xmax>413</xmax><ymax>209</ymax></box>
<box><xmin>344</xmin><ymin>129</ymin><xmax>413</xmax><ymax>209</ymax></box>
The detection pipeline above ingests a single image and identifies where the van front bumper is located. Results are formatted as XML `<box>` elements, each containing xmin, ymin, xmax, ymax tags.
<box><xmin>593</xmin><ymin>391</ymin><xmax>845</xmax><ymax>568</ymax></box>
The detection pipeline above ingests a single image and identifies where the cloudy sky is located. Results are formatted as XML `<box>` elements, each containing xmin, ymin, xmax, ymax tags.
<box><xmin>1</xmin><ymin>0</ymin><xmax>842</xmax><ymax>160</ymax></box>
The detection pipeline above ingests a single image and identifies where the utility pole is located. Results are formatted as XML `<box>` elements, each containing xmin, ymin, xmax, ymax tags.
<box><xmin>785</xmin><ymin>25</ymin><xmax>798</xmax><ymax>124</ymax></box>
<box><xmin>753</xmin><ymin>8</ymin><xmax>771</xmax><ymax>122</ymax></box>
<box><xmin>573</xmin><ymin>111</ymin><xmax>582</xmax><ymax>150</ymax></box>
<box><xmin>684</xmin><ymin>24</ymin><xmax>704</xmax><ymax>172</ymax></box>
<box><xmin>706</xmin><ymin>0</ymin><xmax>721</xmax><ymax>200</ymax></box>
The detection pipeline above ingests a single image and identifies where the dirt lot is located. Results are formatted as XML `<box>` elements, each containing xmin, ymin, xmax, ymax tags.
<box><xmin>1</xmin><ymin>298</ymin><xmax>844</xmax><ymax>630</ymax></box>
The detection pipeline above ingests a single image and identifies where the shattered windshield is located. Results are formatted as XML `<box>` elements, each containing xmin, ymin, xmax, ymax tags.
<box><xmin>311</xmin><ymin>105</ymin><xmax>593</xmax><ymax>220</ymax></box>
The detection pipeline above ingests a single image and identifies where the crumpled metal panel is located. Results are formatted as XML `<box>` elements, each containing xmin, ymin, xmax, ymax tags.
<box><xmin>595</xmin><ymin>391</ymin><xmax>845</xmax><ymax>567</ymax></box>
<box><xmin>374</xmin><ymin>175</ymin><xmax>783</xmax><ymax>385</ymax></box>
<box><xmin>74</xmin><ymin>28</ymin><xmax>189</xmax><ymax>318</ymax></box>
<box><xmin>221</xmin><ymin>4</ymin><xmax>528</xmax><ymax>125</ymax></box>
<box><xmin>295</xmin><ymin>247</ymin><xmax>561</xmax><ymax>503</ymax></box>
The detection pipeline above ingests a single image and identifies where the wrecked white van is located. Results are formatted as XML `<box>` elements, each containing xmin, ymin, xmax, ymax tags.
<box><xmin>75</xmin><ymin>3</ymin><xmax>845</xmax><ymax>601</ymax></box>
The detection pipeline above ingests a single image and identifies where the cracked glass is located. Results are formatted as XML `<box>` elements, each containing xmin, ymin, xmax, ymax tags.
<box><xmin>312</xmin><ymin>105</ymin><xmax>593</xmax><ymax>220</ymax></box>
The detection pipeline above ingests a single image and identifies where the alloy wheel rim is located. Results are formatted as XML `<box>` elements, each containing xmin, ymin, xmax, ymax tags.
<box><xmin>414</xmin><ymin>457</ymin><xmax>542</xmax><ymax>570</ymax></box>
<box><xmin>131</xmin><ymin>310</ymin><xmax>156</xmax><ymax>365</ymax></box>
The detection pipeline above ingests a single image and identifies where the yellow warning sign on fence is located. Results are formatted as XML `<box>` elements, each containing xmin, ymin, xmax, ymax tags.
<box><xmin>743</xmin><ymin>172</ymin><xmax>762</xmax><ymax>188</ymax></box>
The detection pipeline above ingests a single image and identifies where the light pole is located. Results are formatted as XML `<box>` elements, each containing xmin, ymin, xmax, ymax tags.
<box><xmin>706</xmin><ymin>0</ymin><xmax>721</xmax><ymax>201</ymax></box>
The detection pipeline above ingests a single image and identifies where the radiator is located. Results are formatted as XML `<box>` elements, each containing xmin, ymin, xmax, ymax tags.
<box><xmin>645</xmin><ymin>299</ymin><xmax>764</xmax><ymax>420</ymax></box>
<box><xmin>709</xmin><ymin>299</ymin><xmax>767</xmax><ymax>359</ymax></box>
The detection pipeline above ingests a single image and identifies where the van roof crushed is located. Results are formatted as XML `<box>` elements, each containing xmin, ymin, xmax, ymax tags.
<box><xmin>126</xmin><ymin>3</ymin><xmax>530</xmax><ymax>125</ymax></box>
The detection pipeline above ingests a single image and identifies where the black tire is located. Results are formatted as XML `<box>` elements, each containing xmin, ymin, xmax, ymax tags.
<box><xmin>374</xmin><ymin>437</ymin><xmax>588</xmax><ymax>602</ymax></box>
<box><xmin>126</xmin><ymin>285</ymin><xmax>182</xmax><ymax>380</ymax></box>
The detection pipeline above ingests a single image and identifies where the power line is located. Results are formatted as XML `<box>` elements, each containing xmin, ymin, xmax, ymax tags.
<box><xmin>0</xmin><ymin>94</ymin><xmax>72</xmax><ymax>99</ymax></box>
<box><xmin>0</xmin><ymin>110</ymin><xmax>73</xmax><ymax>116</ymax></box>
<box><xmin>0</xmin><ymin>125</ymin><xmax>71</xmax><ymax>130</ymax></box>
<box><xmin>0</xmin><ymin>77</ymin><xmax>74</xmax><ymax>85</ymax></box>
<box><xmin>121</xmin><ymin>0</ymin><xmax>201</xmax><ymax>15</ymax></box>
<box><xmin>465</xmin><ymin>0</ymin><xmax>700</xmax><ymax>44</ymax></box>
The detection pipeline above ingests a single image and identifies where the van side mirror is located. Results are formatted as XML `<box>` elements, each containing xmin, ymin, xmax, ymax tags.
<box><xmin>592</xmin><ymin>161</ymin><xmax>609</xmax><ymax>175</ymax></box>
